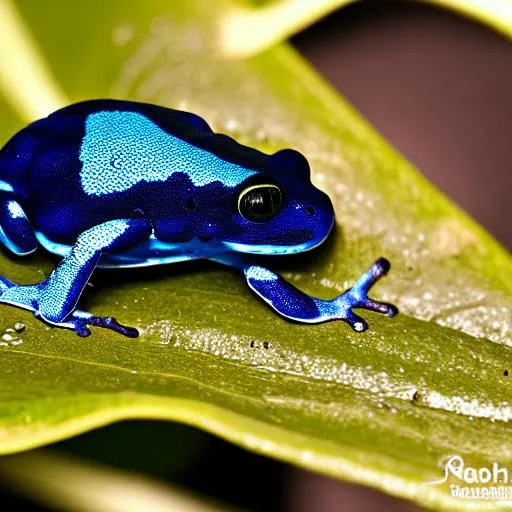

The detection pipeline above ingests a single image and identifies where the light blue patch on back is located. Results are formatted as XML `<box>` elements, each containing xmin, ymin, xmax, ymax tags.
<box><xmin>79</xmin><ymin>111</ymin><xmax>256</xmax><ymax>196</ymax></box>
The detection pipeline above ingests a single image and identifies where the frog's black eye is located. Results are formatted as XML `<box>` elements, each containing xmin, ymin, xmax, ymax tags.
<box><xmin>238</xmin><ymin>184</ymin><xmax>283</xmax><ymax>222</ymax></box>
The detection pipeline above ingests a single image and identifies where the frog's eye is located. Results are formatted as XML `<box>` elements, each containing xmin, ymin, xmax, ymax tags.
<box><xmin>238</xmin><ymin>184</ymin><xmax>283</xmax><ymax>222</ymax></box>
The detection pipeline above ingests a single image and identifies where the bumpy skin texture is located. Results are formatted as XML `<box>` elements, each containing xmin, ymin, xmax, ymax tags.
<box><xmin>0</xmin><ymin>100</ymin><xmax>397</xmax><ymax>337</ymax></box>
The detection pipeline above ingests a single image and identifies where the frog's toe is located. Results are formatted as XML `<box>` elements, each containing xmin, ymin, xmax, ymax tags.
<box><xmin>71</xmin><ymin>320</ymin><xmax>92</xmax><ymax>338</ymax></box>
<box><xmin>88</xmin><ymin>314</ymin><xmax>139</xmax><ymax>338</ymax></box>
<box><xmin>358</xmin><ymin>298</ymin><xmax>399</xmax><ymax>317</ymax></box>
<box><xmin>344</xmin><ymin>311</ymin><xmax>369</xmax><ymax>332</ymax></box>
<box><xmin>64</xmin><ymin>310</ymin><xmax>139</xmax><ymax>338</ymax></box>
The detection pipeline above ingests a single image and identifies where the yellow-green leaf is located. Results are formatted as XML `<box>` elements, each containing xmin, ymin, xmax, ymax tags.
<box><xmin>0</xmin><ymin>1</ymin><xmax>511</xmax><ymax>510</ymax></box>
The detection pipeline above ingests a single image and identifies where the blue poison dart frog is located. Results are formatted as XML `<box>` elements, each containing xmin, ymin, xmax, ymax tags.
<box><xmin>0</xmin><ymin>100</ymin><xmax>398</xmax><ymax>337</ymax></box>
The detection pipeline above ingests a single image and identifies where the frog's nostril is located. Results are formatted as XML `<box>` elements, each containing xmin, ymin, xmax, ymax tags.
<box><xmin>184</xmin><ymin>198</ymin><xmax>197</xmax><ymax>212</ymax></box>
<box><xmin>305</xmin><ymin>206</ymin><xmax>316</xmax><ymax>216</ymax></box>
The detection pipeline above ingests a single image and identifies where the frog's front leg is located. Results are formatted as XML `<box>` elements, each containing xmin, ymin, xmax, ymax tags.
<box><xmin>0</xmin><ymin>218</ymin><xmax>151</xmax><ymax>337</ymax></box>
<box><xmin>213</xmin><ymin>255</ymin><xmax>398</xmax><ymax>331</ymax></box>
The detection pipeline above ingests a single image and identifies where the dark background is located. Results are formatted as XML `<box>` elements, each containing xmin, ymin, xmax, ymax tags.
<box><xmin>1</xmin><ymin>2</ymin><xmax>510</xmax><ymax>511</ymax></box>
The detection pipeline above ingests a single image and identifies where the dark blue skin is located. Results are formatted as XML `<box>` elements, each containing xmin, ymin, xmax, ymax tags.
<box><xmin>0</xmin><ymin>100</ymin><xmax>397</xmax><ymax>337</ymax></box>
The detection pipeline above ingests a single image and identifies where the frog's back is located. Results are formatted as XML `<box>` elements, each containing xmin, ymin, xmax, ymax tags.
<box><xmin>1</xmin><ymin>98</ymin><xmax>270</xmax><ymax>189</ymax></box>
<box><xmin>0</xmin><ymin>100</ymin><xmax>270</xmax><ymax>244</ymax></box>
<box><xmin>39</xmin><ymin>99</ymin><xmax>269</xmax><ymax>172</ymax></box>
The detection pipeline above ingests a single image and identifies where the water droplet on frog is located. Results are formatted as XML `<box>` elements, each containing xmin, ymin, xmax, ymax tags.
<box><xmin>9</xmin><ymin>338</ymin><xmax>22</xmax><ymax>346</ymax></box>
<box><xmin>1</xmin><ymin>333</ymin><xmax>14</xmax><ymax>342</ymax></box>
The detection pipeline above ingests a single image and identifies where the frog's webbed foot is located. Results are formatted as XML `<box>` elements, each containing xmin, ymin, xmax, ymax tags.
<box><xmin>327</xmin><ymin>258</ymin><xmax>398</xmax><ymax>332</ymax></box>
<box><xmin>53</xmin><ymin>310</ymin><xmax>139</xmax><ymax>338</ymax></box>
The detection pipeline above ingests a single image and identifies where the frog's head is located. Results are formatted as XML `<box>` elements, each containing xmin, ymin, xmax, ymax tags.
<box><xmin>223</xmin><ymin>149</ymin><xmax>335</xmax><ymax>255</ymax></box>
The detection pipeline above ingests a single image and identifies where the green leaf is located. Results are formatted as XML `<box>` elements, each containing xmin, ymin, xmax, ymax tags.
<box><xmin>0</xmin><ymin>1</ymin><xmax>511</xmax><ymax>510</ymax></box>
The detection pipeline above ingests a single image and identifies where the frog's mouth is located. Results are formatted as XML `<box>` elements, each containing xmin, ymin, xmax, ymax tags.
<box><xmin>222</xmin><ymin>212</ymin><xmax>334</xmax><ymax>255</ymax></box>
<box><xmin>222</xmin><ymin>241</ymin><xmax>309</xmax><ymax>255</ymax></box>
<box><xmin>222</xmin><ymin>230</ymin><xmax>330</xmax><ymax>255</ymax></box>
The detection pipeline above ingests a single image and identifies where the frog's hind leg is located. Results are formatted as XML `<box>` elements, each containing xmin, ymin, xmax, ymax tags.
<box><xmin>0</xmin><ymin>190</ymin><xmax>37</xmax><ymax>255</ymax></box>
<box><xmin>0</xmin><ymin>218</ymin><xmax>151</xmax><ymax>337</ymax></box>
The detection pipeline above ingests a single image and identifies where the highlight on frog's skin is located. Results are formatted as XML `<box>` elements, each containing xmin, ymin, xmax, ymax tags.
<box><xmin>0</xmin><ymin>99</ymin><xmax>398</xmax><ymax>336</ymax></box>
